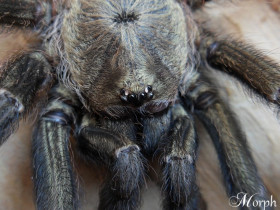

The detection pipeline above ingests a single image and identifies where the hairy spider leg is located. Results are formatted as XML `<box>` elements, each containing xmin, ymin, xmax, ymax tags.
<box><xmin>32</xmin><ymin>84</ymin><xmax>79</xmax><ymax>210</ymax></box>
<box><xmin>0</xmin><ymin>0</ymin><xmax>37</xmax><ymax>26</ymax></box>
<box><xmin>76</xmin><ymin>114</ymin><xmax>145</xmax><ymax>210</ymax></box>
<box><xmin>159</xmin><ymin>104</ymin><xmax>200</xmax><ymax>210</ymax></box>
<box><xmin>182</xmin><ymin>72</ymin><xmax>271</xmax><ymax>210</ymax></box>
<box><xmin>201</xmin><ymin>31</ymin><xmax>280</xmax><ymax>108</ymax></box>
<box><xmin>0</xmin><ymin>52</ymin><xmax>53</xmax><ymax>144</ymax></box>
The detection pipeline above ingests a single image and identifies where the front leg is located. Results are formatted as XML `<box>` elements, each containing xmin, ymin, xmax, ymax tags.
<box><xmin>0</xmin><ymin>52</ymin><xmax>53</xmax><ymax>144</ymax></box>
<box><xmin>159</xmin><ymin>104</ymin><xmax>200</xmax><ymax>210</ymax></box>
<box><xmin>76</xmin><ymin>114</ymin><xmax>145</xmax><ymax>210</ymax></box>
<box><xmin>32</xmin><ymin>84</ymin><xmax>79</xmax><ymax>210</ymax></box>
<box><xmin>183</xmin><ymin>73</ymin><xmax>271</xmax><ymax>209</ymax></box>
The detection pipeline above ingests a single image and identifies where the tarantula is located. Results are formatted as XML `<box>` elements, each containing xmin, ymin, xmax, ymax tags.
<box><xmin>0</xmin><ymin>0</ymin><xmax>279</xmax><ymax>209</ymax></box>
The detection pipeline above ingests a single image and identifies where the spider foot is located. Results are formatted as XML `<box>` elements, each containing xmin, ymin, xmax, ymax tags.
<box><xmin>162</xmin><ymin>155</ymin><xmax>196</xmax><ymax>209</ymax></box>
<box><xmin>113</xmin><ymin>145</ymin><xmax>144</xmax><ymax>196</ymax></box>
<box><xmin>99</xmin><ymin>184</ymin><xmax>141</xmax><ymax>210</ymax></box>
<box><xmin>99</xmin><ymin>145</ymin><xmax>145</xmax><ymax>210</ymax></box>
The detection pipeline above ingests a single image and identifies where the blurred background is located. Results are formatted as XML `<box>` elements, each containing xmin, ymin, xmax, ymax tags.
<box><xmin>0</xmin><ymin>0</ymin><xmax>279</xmax><ymax>209</ymax></box>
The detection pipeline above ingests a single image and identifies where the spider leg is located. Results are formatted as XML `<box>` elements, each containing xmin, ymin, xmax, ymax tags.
<box><xmin>0</xmin><ymin>0</ymin><xmax>38</xmax><ymax>26</ymax></box>
<box><xmin>32</xmin><ymin>84</ymin><xmax>79</xmax><ymax>210</ymax></box>
<box><xmin>157</xmin><ymin>104</ymin><xmax>200</xmax><ymax>210</ymax></box>
<box><xmin>182</xmin><ymin>72</ymin><xmax>271</xmax><ymax>209</ymax></box>
<box><xmin>200</xmin><ymin>32</ymin><xmax>280</xmax><ymax>107</ymax></box>
<box><xmin>76</xmin><ymin>114</ymin><xmax>145</xmax><ymax>210</ymax></box>
<box><xmin>0</xmin><ymin>52</ymin><xmax>53</xmax><ymax>145</ymax></box>
<box><xmin>141</xmin><ymin>111</ymin><xmax>170</xmax><ymax>157</ymax></box>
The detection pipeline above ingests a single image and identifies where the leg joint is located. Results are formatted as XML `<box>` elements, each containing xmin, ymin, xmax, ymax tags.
<box><xmin>41</xmin><ymin>109</ymin><xmax>73</xmax><ymax>125</ymax></box>
<box><xmin>0</xmin><ymin>89</ymin><xmax>24</xmax><ymax>113</ymax></box>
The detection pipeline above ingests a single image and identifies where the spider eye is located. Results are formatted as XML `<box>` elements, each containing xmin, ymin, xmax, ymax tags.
<box><xmin>127</xmin><ymin>93</ymin><xmax>137</xmax><ymax>104</ymax></box>
<box><xmin>120</xmin><ymin>88</ymin><xmax>127</xmax><ymax>96</ymax></box>
<box><xmin>145</xmin><ymin>85</ymin><xmax>153</xmax><ymax>93</ymax></box>
<box><xmin>147</xmin><ymin>92</ymin><xmax>154</xmax><ymax>100</ymax></box>
<box><xmin>139</xmin><ymin>92</ymin><xmax>147</xmax><ymax>102</ymax></box>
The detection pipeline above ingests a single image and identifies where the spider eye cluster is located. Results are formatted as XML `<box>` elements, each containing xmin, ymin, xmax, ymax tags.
<box><xmin>62</xmin><ymin>0</ymin><xmax>190</xmax><ymax>115</ymax></box>
<box><xmin>120</xmin><ymin>85</ymin><xmax>154</xmax><ymax>106</ymax></box>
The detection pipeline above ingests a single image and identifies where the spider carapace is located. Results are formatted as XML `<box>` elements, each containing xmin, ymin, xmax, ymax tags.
<box><xmin>61</xmin><ymin>0</ymin><xmax>190</xmax><ymax>117</ymax></box>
